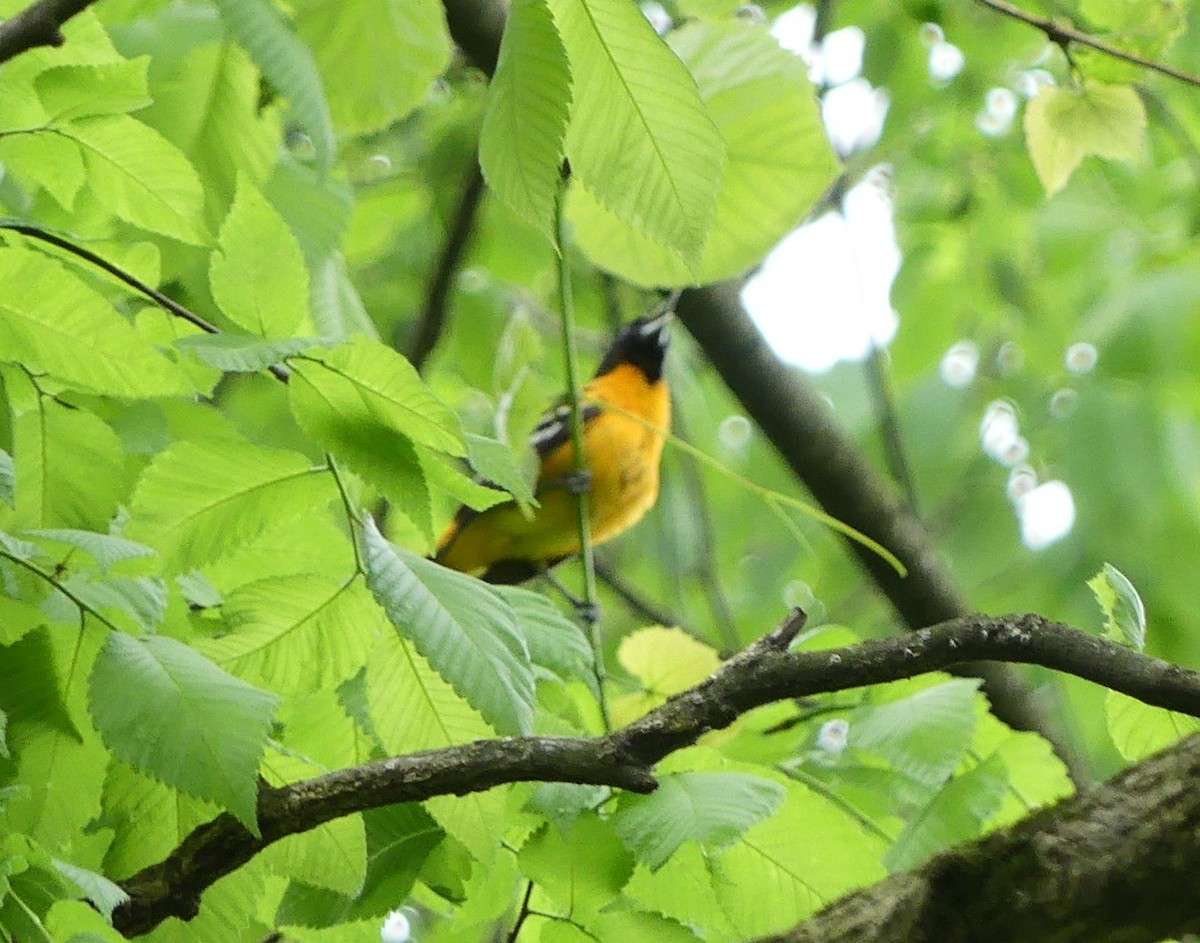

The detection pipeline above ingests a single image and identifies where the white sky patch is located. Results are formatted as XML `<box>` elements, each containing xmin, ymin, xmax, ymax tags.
<box><xmin>1017</xmin><ymin>481</ymin><xmax>1076</xmax><ymax>550</ymax></box>
<box><xmin>381</xmin><ymin>910</ymin><xmax>411</xmax><ymax>943</ymax></box>
<box><xmin>741</xmin><ymin>168</ymin><xmax>900</xmax><ymax>374</ymax></box>
<box><xmin>940</xmin><ymin>340</ymin><xmax>980</xmax><ymax>387</ymax></box>
<box><xmin>771</xmin><ymin>4</ymin><xmax>817</xmax><ymax>59</ymax></box>
<box><xmin>820</xmin><ymin>27</ymin><xmax>865</xmax><ymax>86</ymax></box>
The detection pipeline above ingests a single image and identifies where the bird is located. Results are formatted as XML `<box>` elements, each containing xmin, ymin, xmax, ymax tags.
<box><xmin>434</xmin><ymin>306</ymin><xmax>672</xmax><ymax>585</ymax></box>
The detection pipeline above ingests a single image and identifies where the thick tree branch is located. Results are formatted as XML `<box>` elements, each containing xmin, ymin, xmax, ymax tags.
<box><xmin>114</xmin><ymin>611</ymin><xmax>1200</xmax><ymax>936</ymax></box>
<box><xmin>759</xmin><ymin>731</ymin><xmax>1200</xmax><ymax>943</ymax></box>
<box><xmin>974</xmin><ymin>0</ymin><xmax>1200</xmax><ymax>90</ymax></box>
<box><xmin>0</xmin><ymin>0</ymin><xmax>98</xmax><ymax>63</ymax></box>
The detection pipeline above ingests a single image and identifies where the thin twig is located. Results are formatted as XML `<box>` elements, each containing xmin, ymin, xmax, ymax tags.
<box><xmin>594</xmin><ymin>557</ymin><xmax>680</xmax><ymax>628</ymax></box>
<box><xmin>403</xmin><ymin>162</ymin><xmax>486</xmax><ymax>371</ymax></box>
<box><xmin>553</xmin><ymin>176</ymin><xmax>607</xmax><ymax>726</ymax></box>
<box><xmin>863</xmin><ymin>342</ymin><xmax>920</xmax><ymax>514</ymax></box>
<box><xmin>0</xmin><ymin>222</ymin><xmax>292</xmax><ymax>382</ymax></box>
<box><xmin>974</xmin><ymin>0</ymin><xmax>1200</xmax><ymax>89</ymax></box>
<box><xmin>670</xmin><ymin>406</ymin><xmax>741</xmax><ymax>651</ymax></box>
<box><xmin>503</xmin><ymin>881</ymin><xmax>536</xmax><ymax>943</ymax></box>
<box><xmin>0</xmin><ymin>0</ymin><xmax>99</xmax><ymax>64</ymax></box>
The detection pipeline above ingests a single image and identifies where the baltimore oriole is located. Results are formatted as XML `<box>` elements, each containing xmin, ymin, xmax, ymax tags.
<box><xmin>434</xmin><ymin>308</ymin><xmax>672</xmax><ymax>583</ymax></box>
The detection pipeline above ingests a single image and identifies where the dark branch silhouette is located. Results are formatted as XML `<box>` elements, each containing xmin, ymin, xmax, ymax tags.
<box><xmin>402</xmin><ymin>162</ymin><xmax>486</xmax><ymax>371</ymax></box>
<box><xmin>0</xmin><ymin>0</ymin><xmax>99</xmax><ymax>63</ymax></box>
<box><xmin>114</xmin><ymin>610</ymin><xmax>1200</xmax><ymax>936</ymax></box>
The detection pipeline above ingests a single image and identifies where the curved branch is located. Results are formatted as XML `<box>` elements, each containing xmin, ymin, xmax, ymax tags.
<box><xmin>1</xmin><ymin>222</ymin><xmax>293</xmax><ymax>383</ymax></box>
<box><xmin>114</xmin><ymin>610</ymin><xmax>1200</xmax><ymax>936</ymax></box>
<box><xmin>974</xmin><ymin>0</ymin><xmax>1200</xmax><ymax>90</ymax></box>
<box><xmin>0</xmin><ymin>0</ymin><xmax>98</xmax><ymax>64</ymax></box>
<box><xmin>758</xmin><ymin>731</ymin><xmax>1200</xmax><ymax>943</ymax></box>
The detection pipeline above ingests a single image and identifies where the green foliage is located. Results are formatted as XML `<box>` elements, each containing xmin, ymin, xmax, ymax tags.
<box><xmin>1089</xmin><ymin>562</ymin><xmax>1146</xmax><ymax>650</ymax></box>
<box><xmin>479</xmin><ymin>0</ymin><xmax>571</xmax><ymax>240</ymax></box>
<box><xmin>551</xmin><ymin>0</ymin><xmax>727</xmax><ymax>267</ymax></box>
<box><xmin>570</xmin><ymin>19</ymin><xmax>839</xmax><ymax>286</ymax></box>
<box><xmin>88</xmin><ymin>632</ymin><xmax>279</xmax><ymax>832</ymax></box>
<box><xmin>1023</xmin><ymin>81</ymin><xmax>1146</xmax><ymax>196</ymax></box>
<box><xmin>0</xmin><ymin>0</ymin><xmax>1196</xmax><ymax>938</ymax></box>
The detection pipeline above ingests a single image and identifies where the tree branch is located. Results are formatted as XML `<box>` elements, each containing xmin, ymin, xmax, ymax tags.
<box><xmin>673</xmin><ymin>285</ymin><xmax>1080</xmax><ymax>768</ymax></box>
<box><xmin>758</xmin><ymin>731</ymin><xmax>1200</xmax><ymax>943</ymax></box>
<box><xmin>0</xmin><ymin>0</ymin><xmax>98</xmax><ymax>64</ymax></box>
<box><xmin>114</xmin><ymin>610</ymin><xmax>1200</xmax><ymax>936</ymax></box>
<box><xmin>974</xmin><ymin>0</ymin><xmax>1200</xmax><ymax>89</ymax></box>
<box><xmin>401</xmin><ymin>161</ymin><xmax>486</xmax><ymax>371</ymax></box>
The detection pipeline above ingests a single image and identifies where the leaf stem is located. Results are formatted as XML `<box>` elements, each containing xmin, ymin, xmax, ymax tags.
<box><xmin>0</xmin><ymin>545</ymin><xmax>121</xmax><ymax>632</ymax></box>
<box><xmin>553</xmin><ymin>177</ymin><xmax>608</xmax><ymax>730</ymax></box>
<box><xmin>326</xmin><ymin>454</ymin><xmax>365</xmax><ymax>574</ymax></box>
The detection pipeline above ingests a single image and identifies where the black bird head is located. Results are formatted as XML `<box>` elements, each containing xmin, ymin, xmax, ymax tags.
<box><xmin>594</xmin><ymin>305</ymin><xmax>673</xmax><ymax>383</ymax></box>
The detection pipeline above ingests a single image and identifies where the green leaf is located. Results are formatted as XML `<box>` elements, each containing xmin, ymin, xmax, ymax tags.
<box><xmin>1088</xmin><ymin>562</ymin><xmax>1146</xmax><ymax>650</ymax></box>
<box><xmin>137</xmin><ymin>38</ymin><xmax>278</xmax><ymax>215</ymax></box>
<box><xmin>210</xmin><ymin>173</ymin><xmax>310</xmax><ymax>336</ymax></box>
<box><xmin>1106</xmin><ymin>688</ymin><xmax>1200</xmax><ymax>761</ymax></box>
<box><xmin>0</xmin><ymin>448</ymin><xmax>13</xmax><ymax>507</ymax></box>
<box><xmin>569</xmin><ymin>20</ymin><xmax>838</xmax><ymax>286</ymax></box>
<box><xmin>213</xmin><ymin>0</ymin><xmax>337</xmax><ymax>171</ymax></box>
<box><xmin>293</xmin><ymin>338</ymin><xmax>466</xmax><ymax>455</ymax></box>
<box><xmin>57</xmin><ymin>573</ymin><xmax>167</xmax><ymax>633</ymax></box>
<box><xmin>126</xmin><ymin>438</ymin><xmax>336</xmax><ymax>571</ymax></box>
<box><xmin>0</xmin><ymin>627</ymin><xmax>78</xmax><ymax>741</ymax></box>
<box><xmin>35</xmin><ymin>60</ymin><xmax>151</xmax><ymax>120</ymax></box>
<box><xmin>584</xmin><ymin>911</ymin><xmax>702</xmax><ymax>943</ymax></box>
<box><xmin>50</xmin><ymin>860</ymin><xmax>128</xmax><ymax>920</ymax></box>
<box><xmin>0</xmin><ymin>133</ymin><xmax>86</xmax><ymax>210</ymax></box>
<box><xmin>850</xmin><ymin>678</ymin><xmax>981</xmax><ymax>788</ymax></box>
<box><xmin>549</xmin><ymin>0</ymin><xmax>726</xmax><ymax>265</ymax></box>
<box><xmin>88</xmin><ymin>632</ymin><xmax>279</xmax><ymax>833</ymax></box>
<box><xmin>45</xmin><ymin>899</ymin><xmax>128</xmax><ymax>943</ymax></box>
<box><xmin>4</xmin><ymin>369</ymin><xmax>126</xmax><ymax>530</ymax></box>
<box><xmin>613</xmin><ymin>772</ymin><xmax>785</xmax><ymax>869</ymax></box>
<box><xmin>883</xmin><ymin>754</ymin><xmax>1010</xmax><ymax>872</ymax></box>
<box><xmin>61</xmin><ymin>114</ymin><xmax>209</xmax><ymax>244</ymax></box>
<box><xmin>365</xmin><ymin>633</ymin><xmax>504</xmax><ymax>861</ymax></box>
<box><xmin>24</xmin><ymin>530</ymin><xmax>154</xmax><ymax>571</ymax></box>
<box><xmin>614</xmin><ymin>626</ymin><xmax>719</xmax><ymax>724</ymax></box>
<box><xmin>175</xmin><ymin>333</ymin><xmax>326</xmax><ymax>372</ymax></box>
<box><xmin>289</xmin><ymin>360</ymin><xmax>432</xmax><ymax>540</ymax></box>
<box><xmin>494</xmin><ymin>585</ymin><xmax>594</xmax><ymax>689</ymax></box>
<box><xmin>97</xmin><ymin>762</ymin><xmax>221</xmax><ymax>880</ymax></box>
<box><xmin>0</xmin><ymin>249</ymin><xmax>192</xmax><ymax>398</ymax></box>
<box><xmin>260</xmin><ymin>748</ymin><xmax>368</xmax><ymax>896</ymax></box>
<box><xmin>479</xmin><ymin>0</ymin><xmax>571</xmax><ymax>238</ymax></box>
<box><xmin>466</xmin><ymin>433</ymin><xmax>538</xmax><ymax>512</ymax></box>
<box><xmin>362</xmin><ymin>518</ymin><xmax>534</xmax><ymax>736</ymax></box>
<box><xmin>294</xmin><ymin>0</ymin><xmax>452</xmax><ymax>136</ymax></box>
<box><xmin>518</xmin><ymin>814</ymin><xmax>634</xmax><ymax>918</ymax></box>
<box><xmin>199</xmin><ymin>575</ymin><xmax>382</xmax><ymax>691</ymax></box>
<box><xmin>1023</xmin><ymin>82</ymin><xmax>1146</xmax><ymax>196</ymax></box>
